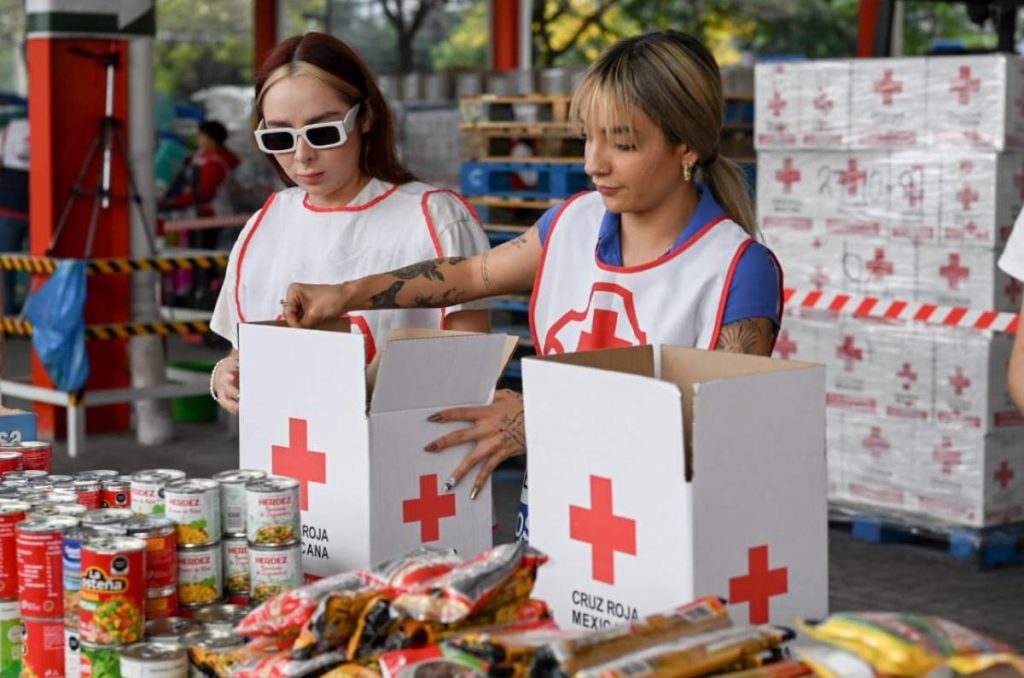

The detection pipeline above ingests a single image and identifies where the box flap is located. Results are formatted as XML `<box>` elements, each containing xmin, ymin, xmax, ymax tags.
<box><xmin>530</xmin><ymin>345</ymin><xmax>655</xmax><ymax>378</ymax></box>
<box><xmin>660</xmin><ymin>347</ymin><xmax>821</xmax><ymax>480</ymax></box>
<box><xmin>370</xmin><ymin>333</ymin><xmax>516</xmax><ymax>413</ymax></box>
<box><xmin>248</xmin><ymin>318</ymin><xmax>352</xmax><ymax>333</ymax></box>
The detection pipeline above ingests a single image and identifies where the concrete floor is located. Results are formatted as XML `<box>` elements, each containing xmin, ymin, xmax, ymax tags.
<box><xmin>4</xmin><ymin>336</ymin><xmax>1022</xmax><ymax>648</ymax></box>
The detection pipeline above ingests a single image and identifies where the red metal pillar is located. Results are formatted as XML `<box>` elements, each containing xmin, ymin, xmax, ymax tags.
<box><xmin>491</xmin><ymin>0</ymin><xmax>520</xmax><ymax>71</ymax></box>
<box><xmin>254</xmin><ymin>0</ymin><xmax>279</xmax><ymax>69</ymax></box>
<box><xmin>28</xmin><ymin>38</ymin><xmax>133</xmax><ymax>437</ymax></box>
<box><xmin>858</xmin><ymin>0</ymin><xmax>881</xmax><ymax>57</ymax></box>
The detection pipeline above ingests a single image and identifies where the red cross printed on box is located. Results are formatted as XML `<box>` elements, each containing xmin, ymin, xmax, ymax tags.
<box><xmin>933</xmin><ymin>438</ymin><xmax>962</xmax><ymax>474</ymax></box>
<box><xmin>768</xmin><ymin>90</ymin><xmax>787</xmax><ymax>117</ymax></box>
<box><xmin>897</xmin><ymin>363</ymin><xmax>918</xmax><ymax>391</ymax></box>
<box><xmin>873</xmin><ymin>69</ymin><xmax>903</xmax><ymax>105</ymax></box>
<box><xmin>810</xmin><ymin>267</ymin><xmax>830</xmax><ymax>291</ymax></box>
<box><xmin>813</xmin><ymin>87</ymin><xmax>834</xmax><ymax>113</ymax></box>
<box><xmin>949</xmin><ymin>66</ymin><xmax>981</xmax><ymax>105</ymax></box>
<box><xmin>949</xmin><ymin>368</ymin><xmax>971</xmax><ymax>395</ymax></box>
<box><xmin>774</xmin><ymin>330</ymin><xmax>797</xmax><ymax>360</ymax></box>
<box><xmin>729</xmin><ymin>545</ymin><xmax>789</xmax><ymax>625</ymax></box>
<box><xmin>775</xmin><ymin>158</ymin><xmax>801</xmax><ymax>194</ymax></box>
<box><xmin>570</xmin><ymin>475</ymin><xmax>637</xmax><ymax>585</ymax></box>
<box><xmin>836</xmin><ymin>336</ymin><xmax>863</xmax><ymax>372</ymax></box>
<box><xmin>1006</xmin><ymin>278</ymin><xmax>1022</xmax><ymax>306</ymax></box>
<box><xmin>939</xmin><ymin>254</ymin><xmax>970</xmax><ymax>291</ymax></box>
<box><xmin>862</xmin><ymin>427</ymin><xmax>891</xmax><ymax>460</ymax></box>
<box><xmin>578</xmin><ymin>309</ymin><xmax>633</xmax><ymax>351</ymax></box>
<box><xmin>964</xmin><ymin>221</ymin><xmax>979</xmax><ymax>235</ymax></box>
<box><xmin>838</xmin><ymin>159</ymin><xmax>866</xmax><ymax>196</ymax></box>
<box><xmin>402</xmin><ymin>474</ymin><xmax>456</xmax><ymax>543</ymax></box>
<box><xmin>995</xmin><ymin>461</ymin><xmax>1016</xmax><ymax>490</ymax></box>
<box><xmin>956</xmin><ymin>185</ymin><xmax>979</xmax><ymax>211</ymax></box>
<box><xmin>272</xmin><ymin>418</ymin><xmax>326</xmax><ymax>511</ymax></box>
<box><xmin>866</xmin><ymin>249</ymin><xmax>894</xmax><ymax>280</ymax></box>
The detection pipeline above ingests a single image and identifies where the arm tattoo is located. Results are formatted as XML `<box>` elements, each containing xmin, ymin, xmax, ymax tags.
<box><xmin>412</xmin><ymin>288</ymin><xmax>458</xmax><ymax>308</ymax></box>
<box><xmin>509</xmin><ymin>233</ymin><xmax>530</xmax><ymax>249</ymax></box>
<box><xmin>391</xmin><ymin>257</ymin><xmax>466</xmax><ymax>282</ymax></box>
<box><xmin>481</xmin><ymin>253</ymin><xmax>493</xmax><ymax>290</ymax></box>
<box><xmin>369</xmin><ymin>281</ymin><xmax>405</xmax><ymax>309</ymax></box>
<box><xmin>714</xmin><ymin>317</ymin><xmax>776</xmax><ymax>356</ymax></box>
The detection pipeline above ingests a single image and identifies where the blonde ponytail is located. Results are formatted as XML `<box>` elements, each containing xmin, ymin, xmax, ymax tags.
<box><xmin>702</xmin><ymin>157</ymin><xmax>759</xmax><ymax>239</ymax></box>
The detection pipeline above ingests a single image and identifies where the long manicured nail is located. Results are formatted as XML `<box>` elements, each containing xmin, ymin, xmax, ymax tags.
<box><xmin>470</xmin><ymin>486</ymin><xmax>481</xmax><ymax>501</ymax></box>
<box><xmin>441</xmin><ymin>477</ymin><xmax>455</xmax><ymax>493</ymax></box>
<box><xmin>427</xmin><ymin>413</ymin><xmax>443</xmax><ymax>423</ymax></box>
<box><xmin>424</xmin><ymin>442</ymin><xmax>437</xmax><ymax>452</ymax></box>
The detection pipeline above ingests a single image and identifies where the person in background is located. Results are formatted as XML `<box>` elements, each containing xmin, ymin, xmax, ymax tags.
<box><xmin>282</xmin><ymin>31</ymin><xmax>783</xmax><ymax>541</ymax></box>
<box><xmin>998</xmin><ymin>209</ymin><xmax>1024</xmax><ymax>413</ymax></box>
<box><xmin>0</xmin><ymin>115</ymin><xmax>29</xmax><ymax>314</ymax></box>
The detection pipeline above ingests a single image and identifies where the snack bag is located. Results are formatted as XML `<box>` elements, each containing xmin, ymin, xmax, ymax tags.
<box><xmin>445</xmin><ymin>620</ymin><xmax>571</xmax><ymax>678</ymax></box>
<box><xmin>716</xmin><ymin>661</ymin><xmax>815</xmax><ymax>678</ymax></box>
<box><xmin>799</xmin><ymin>613</ymin><xmax>1024</xmax><ymax>677</ymax></box>
<box><xmin>533</xmin><ymin>596</ymin><xmax>731</xmax><ymax>677</ymax></box>
<box><xmin>291</xmin><ymin>585</ymin><xmax>385</xmax><ymax>659</ymax></box>
<box><xmin>188</xmin><ymin>637</ymin><xmax>285</xmax><ymax>678</ymax></box>
<box><xmin>232</xmin><ymin>650</ymin><xmax>349</xmax><ymax>678</ymax></box>
<box><xmin>321</xmin><ymin>662</ymin><xmax>384</xmax><ymax>678</ymax></box>
<box><xmin>393</xmin><ymin>544</ymin><xmax>547</xmax><ymax>624</ymax></box>
<box><xmin>237</xmin><ymin>572</ymin><xmax>365</xmax><ymax>639</ymax></box>
<box><xmin>378</xmin><ymin>644</ymin><xmax>486</xmax><ymax>678</ymax></box>
<box><xmin>360</xmin><ymin>548</ymin><xmax>462</xmax><ymax>593</ymax></box>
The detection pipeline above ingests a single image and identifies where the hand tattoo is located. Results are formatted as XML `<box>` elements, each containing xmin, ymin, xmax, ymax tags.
<box><xmin>499</xmin><ymin>391</ymin><xmax>526</xmax><ymax>450</ymax></box>
<box><xmin>392</xmin><ymin>257</ymin><xmax>466</xmax><ymax>282</ymax></box>
<box><xmin>714</xmin><ymin>317</ymin><xmax>776</xmax><ymax>356</ymax></box>
<box><xmin>369</xmin><ymin>281</ymin><xmax>405</xmax><ymax>309</ymax></box>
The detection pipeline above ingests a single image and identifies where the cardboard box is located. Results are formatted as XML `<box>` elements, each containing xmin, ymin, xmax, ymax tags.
<box><xmin>916</xmin><ymin>245</ymin><xmax>1016</xmax><ymax>312</ymax></box>
<box><xmin>239</xmin><ymin>322</ymin><xmax>516</xmax><ymax>578</ymax></box>
<box><xmin>828</xmin><ymin>413</ymin><xmax>916</xmax><ymax>512</ymax></box>
<box><xmin>756</xmin><ymin>151</ymin><xmax>820</xmax><ymax>233</ymax></box>
<box><xmin>800</xmin><ymin>60</ymin><xmax>853</xmax><ymax>149</ymax></box>
<box><xmin>523</xmin><ymin>346</ymin><xmax>828</xmax><ymax>629</ymax></box>
<box><xmin>851</xmin><ymin>58</ymin><xmax>927</xmax><ymax>148</ymax></box>
<box><xmin>755</xmin><ymin>63</ymin><xmax>802</xmax><ymax>148</ymax></box>
<box><xmin>932</xmin><ymin>327</ymin><xmax>1022</xmax><ymax>431</ymax></box>
<box><xmin>0</xmin><ymin>407</ymin><xmax>37</xmax><ymax>445</ymax></box>
<box><xmin>926</xmin><ymin>54</ymin><xmax>1024</xmax><ymax>150</ymax></box>
<box><xmin>886</xmin><ymin>150</ymin><xmax>941</xmax><ymax>243</ymax></box>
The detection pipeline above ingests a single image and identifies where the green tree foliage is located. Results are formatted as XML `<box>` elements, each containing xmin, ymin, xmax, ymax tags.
<box><xmin>155</xmin><ymin>0</ymin><xmax>253</xmax><ymax>97</ymax></box>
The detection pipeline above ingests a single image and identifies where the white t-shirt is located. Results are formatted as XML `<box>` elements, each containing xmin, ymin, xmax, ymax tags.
<box><xmin>211</xmin><ymin>178</ymin><xmax>490</xmax><ymax>349</ymax></box>
<box><xmin>999</xmin><ymin>207</ymin><xmax>1024</xmax><ymax>286</ymax></box>
<box><xmin>1</xmin><ymin>119</ymin><xmax>29</xmax><ymax>172</ymax></box>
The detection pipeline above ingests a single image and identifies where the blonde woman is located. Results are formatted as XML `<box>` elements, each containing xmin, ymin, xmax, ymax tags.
<box><xmin>282</xmin><ymin>31</ymin><xmax>783</xmax><ymax>540</ymax></box>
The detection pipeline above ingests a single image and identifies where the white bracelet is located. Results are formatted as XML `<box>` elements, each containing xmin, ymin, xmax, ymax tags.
<box><xmin>210</xmin><ymin>357</ymin><xmax>229</xmax><ymax>404</ymax></box>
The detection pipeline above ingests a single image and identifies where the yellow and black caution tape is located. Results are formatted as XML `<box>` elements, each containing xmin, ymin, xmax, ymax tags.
<box><xmin>0</xmin><ymin>254</ymin><xmax>229</xmax><ymax>274</ymax></box>
<box><xmin>0</xmin><ymin>318</ymin><xmax>211</xmax><ymax>339</ymax></box>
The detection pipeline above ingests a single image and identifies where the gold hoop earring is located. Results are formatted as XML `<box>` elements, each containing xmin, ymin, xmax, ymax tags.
<box><xmin>683</xmin><ymin>163</ymin><xmax>694</xmax><ymax>183</ymax></box>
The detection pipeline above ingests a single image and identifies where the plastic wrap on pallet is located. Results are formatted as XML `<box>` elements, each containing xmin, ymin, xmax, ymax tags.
<box><xmin>757</xmin><ymin>149</ymin><xmax>1024</xmax><ymax>250</ymax></box>
<box><xmin>755</xmin><ymin>54</ymin><xmax>1024</xmax><ymax>151</ymax></box>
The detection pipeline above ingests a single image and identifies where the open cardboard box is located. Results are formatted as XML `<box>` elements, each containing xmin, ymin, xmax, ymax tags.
<box><xmin>240</xmin><ymin>320</ymin><xmax>517</xmax><ymax>578</ymax></box>
<box><xmin>522</xmin><ymin>345</ymin><xmax>828</xmax><ymax>629</ymax></box>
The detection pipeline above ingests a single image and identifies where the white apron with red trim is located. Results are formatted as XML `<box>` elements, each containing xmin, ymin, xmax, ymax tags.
<box><xmin>235</xmin><ymin>183</ymin><xmax>450</xmax><ymax>360</ymax></box>
<box><xmin>530</xmin><ymin>191</ymin><xmax>752</xmax><ymax>355</ymax></box>
<box><xmin>519</xmin><ymin>191</ymin><xmax>751</xmax><ymax>543</ymax></box>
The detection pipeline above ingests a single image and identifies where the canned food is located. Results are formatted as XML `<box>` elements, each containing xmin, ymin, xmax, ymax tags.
<box><xmin>72</xmin><ymin>480</ymin><xmax>102</xmax><ymax>510</ymax></box>
<box><xmin>1</xmin><ymin>441</ymin><xmax>52</xmax><ymax>473</ymax></box>
<box><xmin>0</xmin><ymin>501</ymin><xmax>28</xmax><ymax>599</ymax></box>
<box><xmin>225</xmin><ymin>593</ymin><xmax>250</xmax><ymax>607</ymax></box>
<box><xmin>26</xmin><ymin>479</ymin><xmax>54</xmax><ymax>492</ymax></box>
<box><xmin>74</xmin><ymin>470</ymin><xmax>119</xmax><ymax>481</ymax></box>
<box><xmin>0</xmin><ymin>485</ymin><xmax>20</xmax><ymax>498</ymax></box>
<box><xmin>0</xmin><ymin>599</ymin><xmax>22</xmax><ymax>676</ymax></box>
<box><xmin>130</xmin><ymin>470</ymin><xmax>186</xmax><ymax>517</ymax></box>
<box><xmin>178</xmin><ymin>628</ymin><xmax>244</xmax><ymax>653</ymax></box>
<box><xmin>124</xmin><ymin>516</ymin><xmax>177</xmax><ymax>589</ymax></box>
<box><xmin>245</xmin><ymin>478</ymin><xmax>300</xmax><ymax>545</ymax></box>
<box><xmin>79</xmin><ymin>535</ymin><xmax>146</xmax><ymax>645</ymax></box>
<box><xmin>29</xmin><ymin>502</ymin><xmax>88</xmax><ymax>519</ymax></box>
<box><xmin>121</xmin><ymin>642</ymin><xmax>188</xmax><ymax>678</ymax></box>
<box><xmin>16</xmin><ymin>516</ymin><xmax>78</xmax><ymax>618</ymax></box>
<box><xmin>80</xmin><ymin>641</ymin><xmax>122</xmax><ymax>678</ymax></box>
<box><xmin>100</xmin><ymin>480</ymin><xmax>130</xmax><ymax>510</ymax></box>
<box><xmin>45</xmin><ymin>490</ymin><xmax>80</xmax><ymax>505</ymax></box>
<box><xmin>164</xmin><ymin>479</ymin><xmax>221</xmax><ymax>546</ymax></box>
<box><xmin>2</xmin><ymin>470</ymin><xmax>46</xmax><ymax>483</ymax></box>
<box><xmin>64</xmin><ymin>573</ymin><xmax>81</xmax><ymax>627</ymax></box>
<box><xmin>81</xmin><ymin>508</ymin><xmax>131</xmax><ymax>534</ymax></box>
<box><xmin>145</xmin><ymin>586</ymin><xmax>179</xmax><ymax>621</ymax></box>
<box><xmin>63</xmin><ymin>527</ymin><xmax>100</xmax><ymax>627</ymax></box>
<box><xmin>65</xmin><ymin>624</ymin><xmax>81</xmax><ymax>678</ymax></box>
<box><xmin>249</xmin><ymin>540</ymin><xmax>303</xmax><ymax>604</ymax></box>
<box><xmin>192</xmin><ymin>604</ymin><xmax>249</xmax><ymax>634</ymax></box>
<box><xmin>46</xmin><ymin>475</ymin><xmax>74</xmax><ymax>485</ymax></box>
<box><xmin>23</xmin><ymin>617</ymin><xmax>64</xmax><ymax>678</ymax></box>
<box><xmin>212</xmin><ymin>469</ymin><xmax>266</xmax><ymax>537</ymax></box>
<box><xmin>0</xmin><ymin>451</ymin><xmax>22</xmax><ymax>476</ymax></box>
<box><xmin>176</xmin><ymin>545</ymin><xmax>222</xmax><ymax>607</ymax></box>
<box><xmin>222</xmin><ymin>537</ymin><xmax>249</xmax><ymax>596</ymax></box>
<box><xmin>144</xmin><ymin>617</ymin><xmax>198</xmax><ymax>644</ymax></box>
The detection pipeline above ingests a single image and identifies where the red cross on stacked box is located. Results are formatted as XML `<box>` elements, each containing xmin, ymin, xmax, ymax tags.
<box><xmin>239</xmin><ymin>322</ymin><xmax>516</xmax><ymax>577</ymax></box>
<box><xmin>853</xmin><ymin>58</ymin><xmax>924</xmax><ymax>147</ymax></box>
<box><xmin>754</xmin><ymin>63</ymin><xmax>800</xmax><ymax>148</ymax></box>
<box><xmin>525</xmin><ymin>344</ymin><xmax>827</xmax><ymax>629</ymax></box>
<box><xmin>926</xmin><ymin>55</ymin><xmax>1024</xmax><ymax>150</ymax></box>
<box><xmin>802</xmin><ymin>61</ymin><xmax>851</xmax><ymax>147</ymax></box>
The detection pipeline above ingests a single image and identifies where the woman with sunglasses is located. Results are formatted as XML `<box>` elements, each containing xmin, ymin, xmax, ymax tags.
<box><xmin>208</xmin><ymin>33</ymin><xmax>490</xmax><ymax>413</ymax></box>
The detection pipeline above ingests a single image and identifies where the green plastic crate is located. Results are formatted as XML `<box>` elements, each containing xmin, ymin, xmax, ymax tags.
<box><xmin>171</xmin><ymin>360</ymin><xmax>218</xmax><ymax>423</ymax></box>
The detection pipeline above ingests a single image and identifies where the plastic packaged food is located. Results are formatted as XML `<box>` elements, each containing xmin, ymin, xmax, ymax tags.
<box><xmin>236</xmin><ymin>571</ymin><xmax>365</xmax><ymax>639</ymax></box>
<box><xmin>800</xmin><ymin>612</ymin><xmax>1024</xmax><ymax>677</ymax></box>
<box><xmin>359</xmin><ymin>548</ymin><xmax>462</xmax><ymax>593</ymax></box>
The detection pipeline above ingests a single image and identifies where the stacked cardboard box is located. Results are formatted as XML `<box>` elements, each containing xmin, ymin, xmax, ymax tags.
<box><xmin>757</xmin><ymin>55</ymin><xmax>1024</xmax><ymax>528</ymax></box>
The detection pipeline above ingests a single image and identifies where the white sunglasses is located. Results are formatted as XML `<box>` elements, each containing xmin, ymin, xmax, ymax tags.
<box><xmin>254</xmin><ymin>104</ymin><xmax>361</xmax><ymax>154</ymax></box>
